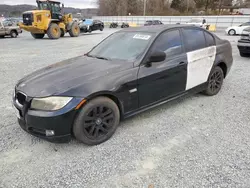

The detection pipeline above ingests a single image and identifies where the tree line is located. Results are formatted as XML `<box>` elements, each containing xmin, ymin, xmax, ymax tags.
<box><xmin>97</xmin><ymin>0</ymin><xmax>250</xmax><ymax>16</ymax></box>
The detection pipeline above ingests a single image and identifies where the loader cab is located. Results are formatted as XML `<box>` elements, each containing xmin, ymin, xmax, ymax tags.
<box><xmin>37</xmin><ymin>0</ymin><xmax>63</xmax><ymax>21</ymax></box>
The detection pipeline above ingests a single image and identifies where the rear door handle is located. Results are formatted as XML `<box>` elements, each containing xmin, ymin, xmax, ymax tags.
<box><xmin>179</xmin><ymin>62</ymin><xmax>186</xmax><ymax>65</ymax></box>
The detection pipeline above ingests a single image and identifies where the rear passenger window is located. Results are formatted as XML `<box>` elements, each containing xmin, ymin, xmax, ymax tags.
<box><xmin>152</xmin><ymin>29</ymin><xmax>183</xmax><ymax>57</ymax></box>
<box><xmin>204</xmin><ymin>32</ymin><xmax>215</xmax><ymax>46</ymax></box>
<box><xmin>182</xmin><ymin>29</ymin><xmax>206</xmax><ymax>52</ymax></box>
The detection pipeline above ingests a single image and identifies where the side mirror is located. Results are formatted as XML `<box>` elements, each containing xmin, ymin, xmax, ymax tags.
<box><xmin>149</xmin><ymin>50</ymin><xmax>166</xmax><ymax>63</ymax></box>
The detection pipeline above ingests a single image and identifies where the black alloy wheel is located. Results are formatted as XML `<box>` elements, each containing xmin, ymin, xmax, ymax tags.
<box><xmin>203</xmin><ymin>66</ymin><xmax>224</xmax><ymax>96</ymax></box>
<box><xmin>73</xmin><ymin>97</ymin><xmax>120</xmax><ymax>145</ymax></box>
<box><xmin>83</xmin><ymin>106</ymin><xmax>114</xmax><ymax>139</ymax></box>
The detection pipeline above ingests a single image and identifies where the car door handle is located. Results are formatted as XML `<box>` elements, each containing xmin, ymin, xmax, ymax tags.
<box><xmin>179</xmin><ymin>62</ymin><xmax>186</xmax><ymax>65</ymax></box>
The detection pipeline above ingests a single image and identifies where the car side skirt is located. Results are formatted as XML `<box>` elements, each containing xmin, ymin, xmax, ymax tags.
<box><xmin>123</xmin><ymin>83</ymin><xmax>207</xmax><ymax>119</ymax></box>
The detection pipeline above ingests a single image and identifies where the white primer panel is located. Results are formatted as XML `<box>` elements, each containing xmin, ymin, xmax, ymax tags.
<box><xmin>186</xmin><ymin>46</ymin><xmax>216</xmax><ymax>90</ymax></box>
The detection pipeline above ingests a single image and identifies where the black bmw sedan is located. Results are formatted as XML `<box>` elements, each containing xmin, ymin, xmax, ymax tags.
<box><xmin>13</xmin><ymin>25</ymin><xmax>233</xmax><ymax>145</ymax></box>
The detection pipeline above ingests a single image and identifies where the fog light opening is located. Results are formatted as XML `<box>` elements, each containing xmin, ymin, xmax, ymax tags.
<box><xmin>46</xmin><ymin>130</ymin><xmax>55</xmax><ymax>136</ymax></box>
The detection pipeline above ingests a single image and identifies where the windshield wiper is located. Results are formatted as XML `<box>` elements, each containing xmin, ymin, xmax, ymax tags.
<box><xmin>86</xmin><ymin>54</ymin><xmax>110</xmax><ymax>61</ymax></box>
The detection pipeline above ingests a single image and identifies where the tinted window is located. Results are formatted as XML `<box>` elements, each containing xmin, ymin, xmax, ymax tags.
<box><xmin>182</xmin><ymin>28</ymin><xmax>206</xmax><ymax>52</ymax></box>
<box><xmin>152</xmin><ymin>30</ymin><xmax>183</xmax><ymax>57</ymax></box>
<box><xmin>204</xmin><ymin>32</ymin><xmax>215</xmax><ymax>46</ymax></box>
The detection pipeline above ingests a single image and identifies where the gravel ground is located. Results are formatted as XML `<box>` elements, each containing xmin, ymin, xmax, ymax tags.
<box><xmin>0</xmin><ymin>29</ymin><xmax>250</xmax><ymax>188</ymax></box>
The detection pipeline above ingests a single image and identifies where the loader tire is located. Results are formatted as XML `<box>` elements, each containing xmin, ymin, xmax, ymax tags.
<box><xmin>47</xmin><ymin>23</ymin><xmax>61</xmax><ymax>39</ymax></box>
<box><xmin>31</xmin><ymin>33</ymin><xmax>45</xmax><ymax>39</ymax></box>
<box><xmin>69</xmin><ymin>22</ymin><xmax>80</xmax><ymax>37</ymax></box>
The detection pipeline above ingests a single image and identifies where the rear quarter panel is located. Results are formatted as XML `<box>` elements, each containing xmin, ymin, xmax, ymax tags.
<box><xmin>215</xmin><ymin>38</ymin><xmax>233</xmax><ymax>77</ymax></box>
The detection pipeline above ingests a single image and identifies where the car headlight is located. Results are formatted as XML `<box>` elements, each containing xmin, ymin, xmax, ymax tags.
<box><xmin>31</xmin><ymin>96</ymin><xmax>73</xmax><ymax>111</ymax></box>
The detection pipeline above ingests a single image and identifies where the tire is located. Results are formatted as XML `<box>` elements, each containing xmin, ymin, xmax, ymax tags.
<box><xmin>88</xmin><ymin>28</ymin><xmax>92</xmax><ymax>33</ymax></box>
<box><xmin>69</xmin><ymin>22</ymin><xmax>80</xmax><ymax>37</ymax></box>
<box><xmin>10</xmin><ymin>30</ymin><xmax>18</xmax><ymax>38</ymax></box>
<box><xmin>47</xmin><ymin>23</ymin><xmax>61</xmax><ymax>39</ymax></box>
<box><xmin>73</xmin><ymin>97</ymin><xmax>120</xmax><ymax>145</ymax></box>
<box><xmin>60</xmin><ymin>29</ymin><xmax>65</xmax><ymax>37</ymax></box>
<box><xmin>100</xmin><ymin>26</ymin><xmax>104</xmax><ymax>31</ymax></box>
<box><xmin>203</xmin><ymin>66</ymin><xmax>224</xmax><ymax>96</ymax></box>
<box><xmin>0</xmin><ymin>35</ymin><xmax>4</xmax><ymax>38</ymax></box>
<box><xmin>31</xmin><ymin>33</ymin><xmax>45</xmax><ymax>39</ymax></box>
<box><xmin>240</xmin><ymin>52</ymin><xmax>250</xmax><ymax>57</ymax></box>
<box><xmin>228</xmin><ymin>29</ymin><xmax>236</xmax><ymax>36</ymax></box>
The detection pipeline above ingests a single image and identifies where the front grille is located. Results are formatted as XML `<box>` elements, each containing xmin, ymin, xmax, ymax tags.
<box><xmin>16</xmin><ymin>92</ymin><xmax>27</xmax><ymax>106</ymax></box>
<box><xmin>23</xmin><ymin>13</ymin><xmax>33</xmax><ymax>25</ymax></box>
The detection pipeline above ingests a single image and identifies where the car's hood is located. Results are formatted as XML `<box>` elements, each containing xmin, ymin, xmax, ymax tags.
<box><xmin>16</xmin><ymin>56</ymin><xmax>133</xmax><ymax>98</ymax></box>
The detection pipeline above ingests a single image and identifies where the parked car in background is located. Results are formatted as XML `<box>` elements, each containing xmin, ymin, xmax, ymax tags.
<box><xmin>121</xmin><ymin>22</ymin><xmax>129</xmax><ymax>28</ymax></box>
<box><xmin>13</xmin><ymin>25</ymin><xmax>233</xmax><ymax>145</ymax></box>
<box><xmin>237</xmin><ymin>26</ymin><xmax>250</xmax><ymax>57</ymax></box>
<box><xmin>79</xmin><ymin>19</ymin><xmax>104</xmax><ymax>33</ymax></box>
<box><xmin>185</xmin><ymin>18</ymin><xmax>209</xmax><ymax>29</ymax></box>
<box><xmin>144</xmin><ymin>20</ymin><xmax>163</xmax><ymax>26</ymax></box>
<box><xmin>226</xmin><ymin>22</ymin><xmax>250</xmax><ymax>35</ymax></box>
<box><xmin>0</xmin><ymin>21</ymin><xmax>22</xmax><ymax>38</ymax></box>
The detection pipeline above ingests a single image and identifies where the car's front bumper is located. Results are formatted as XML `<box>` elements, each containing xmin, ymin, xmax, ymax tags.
<box><xmin>238</xmin><ymin>40</ymin><xmax>250</xmax><ymax>54</ymax></box>
<box><xmin>13</xmin><ymin>96</ymin><xmax>83</xmax><ymax>143</ymax></box>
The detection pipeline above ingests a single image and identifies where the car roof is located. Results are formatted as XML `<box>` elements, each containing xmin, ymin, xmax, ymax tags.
<box><xmin>119</xmin><ymin>24</ymin><xmax>196</xmax><ymax>34</ymax></box>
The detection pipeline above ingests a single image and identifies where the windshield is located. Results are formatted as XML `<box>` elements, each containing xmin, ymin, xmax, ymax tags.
<box><xmin>38</xmin><ymin>2</ymin><xmax>50</xmax><ymax>10</ymax></box>
<box><xmin>51</xmin><ymin>3</ymin><xmax>61</xmax><ymax>13</ymax></box>
<box><xmin>83</xmin><ymin>19</ymin><xmax>93</xmax><ymax>25</ymax></box>
<box><xmin>88</xmin><ymin>32</ymin><xmax>154</xmax><ymax>61</ymax></box>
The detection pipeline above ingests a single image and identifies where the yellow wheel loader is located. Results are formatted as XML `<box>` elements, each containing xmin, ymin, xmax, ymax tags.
<box><xmin>19</xmin><ymin>0</ymin><xmax>80</xmax><ymax>39</ymax></box>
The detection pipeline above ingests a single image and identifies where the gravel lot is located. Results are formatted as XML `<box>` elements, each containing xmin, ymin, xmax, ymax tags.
<box><xmin>0</xmin><ymin>29</ymin><xmax>250</xmax><ymax>188</ymax></box>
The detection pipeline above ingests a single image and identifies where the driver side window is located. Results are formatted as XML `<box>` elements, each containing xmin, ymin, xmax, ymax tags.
<box><xmin>151</xmin><ymin>29</ymin><xmax>183</xmax><ymax>58</ymax></box>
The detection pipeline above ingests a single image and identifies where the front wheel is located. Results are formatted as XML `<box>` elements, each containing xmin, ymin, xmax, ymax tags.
<box><xmin>69</xmin><ymin>22</ymin><xmax>80</xmax><ymax>37</ymax></box>
<box><xmin>203</xmin><ymin>66</ymin><xmax>224</xmax><ymax>96</ymax></box>
<box><xmin>47</xmin><ymin>23</ymin><xmax>61</xmax><ymax>39</ymax></box>
<box><xmin>73</xmin><ymin>97</ymin><xmax>120</xmax><ymax>145</ymax></box>
<box><xmin>10</xmin><ymin>31</ymin><xmax>18</xmax><ymax>38</ymax></box>
<box><xmin>228</xmin><ymin>29</ymin><xmax>236</xmax><ymax>36</ymax></box>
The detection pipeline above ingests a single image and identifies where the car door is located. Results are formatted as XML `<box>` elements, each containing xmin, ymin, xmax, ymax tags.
<box><xmin>182</xmin><ymin>28</ymin><xmax>216</xmax><ymax>90</ymax></box>
<box><xmin>0</xmin><ymin>22</ymin><xmax>5</xmax><ymax>35</ymax></box>
<box><xmin>137</xmin><ymin>29</ymin><xmax>187</xmax><ymax>107</ymax></box>
<box><xmin>238</xmin><ymin>22</ymin><xmax>250</xmax><ymax>34</ymax></box>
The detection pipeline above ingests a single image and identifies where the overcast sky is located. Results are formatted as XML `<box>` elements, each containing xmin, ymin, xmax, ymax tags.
<box><xmin>1</xmin><ymin>0</ymin><xmax>97</xmax><ymax>8</ymax></box>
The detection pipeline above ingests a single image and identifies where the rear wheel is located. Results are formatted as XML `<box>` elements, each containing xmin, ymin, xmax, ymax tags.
<box><xmin>69</xmin><ymin>22</ymin><xmax>80</xmax><ymax>37</ymax></box>
<box><xmin>31</xmin><ymin>33</ymin><xmax>45</xmax><ymax>39</ymax></box>
<box><xmin>203</xmin><ymin>66</ymin><xmax>224</xmax><ymax>96</ymax></box>
<box><xmin>100</xmin><ymin>26</ymin><xmax>104</xmax><ymax>31</ymax></box>
<box><xmin>10</xmin><ymin>30</ymin><xmax>17</xmax><ymax>38</ymax></box>
<box><xmin>47</xmin><ymin>23</ymin><xmax>61</xmax><ymax>39</ymax></box>
<box><xmin>73</xmin><ymin>97</ymin><xmax>120</xmax><ymax>145</ymax></box>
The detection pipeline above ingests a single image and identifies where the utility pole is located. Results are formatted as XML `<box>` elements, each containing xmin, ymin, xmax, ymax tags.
<box><xmin>187</xmin><ymin>0</ymin><xmax>189</xmax><ymax>13</ymax></box>
<box><xmin>143</xmin><ymin>0</ymin><xmax>147</xmax><ymax>16</ymax></box>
